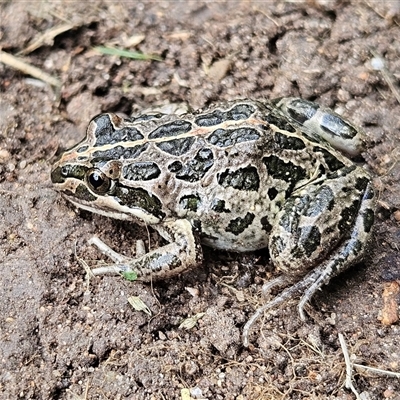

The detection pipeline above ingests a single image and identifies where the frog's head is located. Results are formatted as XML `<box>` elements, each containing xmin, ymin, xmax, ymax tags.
<box><xmin>50</xmin><ymin>113</ymin><xmax>165</xmax><ymax>225</ymax></box>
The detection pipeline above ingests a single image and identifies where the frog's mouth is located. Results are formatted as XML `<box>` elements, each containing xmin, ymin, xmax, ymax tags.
<box><xmin>53</xmin><ymin>172</ymin><xmax>164</xmax><ymax>226</ymax></box>
<box><xmin>64</xmin><ymin>192</ymin><xmax>160</xmax><ymax>225</ymax></box>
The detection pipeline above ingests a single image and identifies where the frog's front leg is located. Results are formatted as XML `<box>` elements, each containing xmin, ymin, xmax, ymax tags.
<box><xmin>90</xmin><ymin>219</ymin><xmax>202</xmax><ymax>280</ymax></box>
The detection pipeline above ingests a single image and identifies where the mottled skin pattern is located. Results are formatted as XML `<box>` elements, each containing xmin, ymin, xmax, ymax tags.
<box><xmin>51</xmin><ymin>98</ymin><xmax>376</xmax><ymax>344</ymax></box>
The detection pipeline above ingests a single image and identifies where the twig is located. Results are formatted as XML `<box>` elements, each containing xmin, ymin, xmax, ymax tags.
<box><xmin>338</xmin><ymin>333</ymin><xmax>362</xmax><ymax>399</ymax></box>
<box><xmin>353</xmin><ymin>363</ymin><xmax>400</xmax><ymax>379</ymax></box>
<box><xmin>0</xmin><ymin>50</ymin><xmax>61</xmax><ymax>87</ymax></box>
<box><xmin>339</xmin><ymin>332</ymin><xmax>400</xmax><ymax>399</ymax></box>
<box><xmin>370</xmin><ymin>50</ymin><xmax>400</xmax><ymax>104</ymax></box>
<box><xmin>18</xmin><ymin>23</ymin><xmax>76</xmax><ymax>55</ymax></box>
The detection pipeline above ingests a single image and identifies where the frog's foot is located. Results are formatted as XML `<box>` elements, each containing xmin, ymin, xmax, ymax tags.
<box><xmin>243</xmin><ymin>262</ymin><xmax>342</xmax><ymax>347</ymax></box>
<box><xmin>87</xmin><ymin>219</ymin><xmax>202</xmax><ymax>280</ymax></box>
<box><xmin>242</xmin><ymin>271</ymin><xmax>319</xmax><ymax>347</ymax></box>
<box><xmin>243</xmin><ymin>261</ymin><xmax>342</xmax><ymax>347</ymax></box>
<box><xmin>261</xmin><ymin>276</ymin><xmax>289</xmax><ymax>297</ymax></box>
<box><xmin>88</xmin><ymin>236</ymin><xmax>141</xmax><ymax>276</ymax></box>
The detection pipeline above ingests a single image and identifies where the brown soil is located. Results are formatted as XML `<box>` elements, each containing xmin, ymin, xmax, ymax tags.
<box><xmin>1</xmin><ymin>1</ymin><xmax>399</xmax><ymax>399</ymax></box>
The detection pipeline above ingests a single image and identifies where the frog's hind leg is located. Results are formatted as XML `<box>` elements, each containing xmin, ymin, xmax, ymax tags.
<box><xmin>243</xmin><ymin>178</ymin><xmax>375</xmax><ymax>347</ymax></box>
<box><xmin>296</xmin><ymin>180</ymin><xmax>375</xmax><ymax>318</ymax></box>
<box><xmin>269</xmin><ymin>166</ymin><xmax>375</xmax><ymax>280</ymax></box>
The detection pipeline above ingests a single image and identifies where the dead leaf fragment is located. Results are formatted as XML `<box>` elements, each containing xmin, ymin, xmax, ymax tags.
<box><xmin>381</xmin><ymin>281</ymin><xmax>400</xmax><ymax>325</ymax></box>
<box><xmin>207</xmin><ymin>59</ymin><xmax>232</xmax><ymax>82</ymax></box>
<box><xmin>128</xmin><ymin>296</ymin><xmax>152</xmax><ymax>316</ymax></box>
<box><xmin>179</xmin><ymin>313</ymin><xmax>205</xmax><ymax>330</ymax></box>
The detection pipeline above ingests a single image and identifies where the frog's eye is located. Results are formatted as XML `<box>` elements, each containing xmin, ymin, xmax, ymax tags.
<box><xmin>86</xmin><ymin>168</ymin><xmax>111</xmax><ymax>194</ymax></box>
<box><xmin>60</xmin><ymin>166</ymin><xmax>69</xmax><ymax>177</ymax></box>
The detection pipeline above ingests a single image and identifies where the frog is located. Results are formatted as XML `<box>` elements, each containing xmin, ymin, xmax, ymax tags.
<box><xmin>50</xmin><ymin>97</ymin><xmax>376</xmax><ymax>345</ymax></box>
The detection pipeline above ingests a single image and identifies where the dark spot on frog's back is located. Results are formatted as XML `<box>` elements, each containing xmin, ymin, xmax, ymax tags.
<box><xmin>260</xmin><ymin>216</ymin><xmax>272</xmax><ymax>233</ymax></box>
<box><xmin>156</xmin><ymin>137</ymin><xmax>196</xmax><ymax>156</ymax></box>
<box><xmin>263</xmin><ymin>155</ymin><xmax>306</xmax><ymax>188</ymax></box>
<box><xmin>122</xmin><ymin>162</ymin><xmax>161</xmax><ymax>181</ymax></box>
<box><xmin>195</xmin><ymin>103</ymin><xmax>256</xmax><ymax>127</ymax></box>
<box><xmin>168</xmin><ymin>161</ymin><xmax>182</xmax><ymax>173</ymax></box>
<box><xmin>228</xmin><ymin>103</ymin><xmax>256</xmax><ymax>120</ymax></box>
<box><xmin>262</xmin><ymin>112</ymin><xmax>296</xmax><ymax>133</ymax></box>
<box><xmin>207</xmin><ymin>127</ymin><xmax>260</xmax><ymax>147</ymax></box>
<box><xmin>92</xmin><ymin>114</ymin><xmax>144</xmax><ymax>147</ymax></box>
<box><xmin>218</xmin><ymin>166</ymin><xmax>260</xmax><ymax>191</ymax></box>
<box><xmin>148</xmin><ymin>120</ymin><xmax>192</xmax><ymax>138</ymax></box>
<box><xmin>194</xmin><ymin>109</ymin><xmax>225</xmax><ymax>126</ymax></box>
<box><xmin>273</xmin><ymin>131</ymin><xmax>305</xmax><ymax>150</ymax></box>
<box><xmin>93</xmin><ymin>143</ymin><xmax>149</xmax><ymax>160</ymax></box>
<box><xmin>211</xmin><ymin>199</ymin><xmax>231</xmax><ymax>213</ymax></box>
<box><xmin>179</xmin><ymin>195</ymin><xmax>201</xmax><ymax>212</ymax></box>
<box><xmin>226</xmin><ymin>212</ymin><xmax>255</xmax><ymax>235</ymax></box>
<box><xmin>267</xmin><ymin>187</ymin><xmax>278</xmax><ymax>200</ymax></box>
<box><xmin>77</xmin><ymin>145</ymin><xmax>89</xmax><ymax>153</ymax></box>
<box><xmin>114</xmin><ymin>185</ymin><xmax>165</xmax><ymax>220</ymax></box>
<box><xmin>313</xmin><ymin>147</ymin><xmax>345</xmax><ymax>172</ymax></box>
<box><xmin>169</xmin><ymin>148</ymin><xmax>214</xmax><ymax>182</ymax></box>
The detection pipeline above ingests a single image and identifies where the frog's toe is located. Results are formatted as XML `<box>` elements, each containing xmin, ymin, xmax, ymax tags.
<box><xmin>261</xmin><ymin>275</ymin><xmax>289</xmax><ymax>298</ymax></box>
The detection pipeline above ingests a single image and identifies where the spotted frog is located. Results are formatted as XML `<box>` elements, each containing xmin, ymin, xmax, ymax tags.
<box><xmin>51</xmin><ymin>98</ymin><xmax>375</xmax><ymax>343</ymax></box>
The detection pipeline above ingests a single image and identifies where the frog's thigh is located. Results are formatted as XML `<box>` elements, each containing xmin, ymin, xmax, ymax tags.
<box><xmin>269</xmin><ymin>169</ymin><xmax>372</xmax><ymax>278</ymax></box>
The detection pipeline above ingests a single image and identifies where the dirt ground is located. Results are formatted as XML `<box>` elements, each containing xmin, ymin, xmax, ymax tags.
<box><xmin>1</xmin><ymin>1</ymin><xmax>400</xmax><ymax>399</ymax></box>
